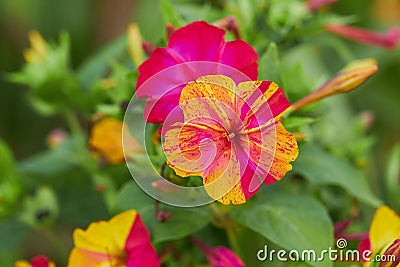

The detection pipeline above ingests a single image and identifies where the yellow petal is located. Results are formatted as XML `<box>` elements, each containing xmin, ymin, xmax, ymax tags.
<box><xmin>13</xmin><ymin>260</ymin><xmax>31</xmax><ymax>267</ymax></box>
<box><xmin>23</xmin><ymin>30</ymin><xmax>48</xmax><ymax>63</ymax></box>
<box><xmin>179</xmin><ymin>76</ymin><xmax>237</xmax><ymax>129</ymax></box>
<box><xmin>203</xmin><ymin>150</ymin><xmax>245</xmax><ymax>205</ymax></box>
<box><xmin>127</xmin><ymin>23</ymin><xmax>144</xmax><ymax>66</ymax></box>
<box><xmin>370</xmin><ymin>206</ymin><xmax>400</xmax><ymax>252</ymax></box>
<box><xmin>71</xmin><ymin>210</ymin><xmax>137</xmax><ymax>259</ymax></box>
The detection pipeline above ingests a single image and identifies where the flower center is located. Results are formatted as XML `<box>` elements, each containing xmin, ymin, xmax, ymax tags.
<box><xmin>223</xmin><ymin>131</ymin><xmax>236</xmax><ymax>141</ymax></box>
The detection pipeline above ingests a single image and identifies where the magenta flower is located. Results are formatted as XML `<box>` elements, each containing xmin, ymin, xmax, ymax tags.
<box><xmin>326</xmin><ymin>23</ymin><xmax>400</xmax><ymax>50</ymax></box>
<box><xmin>136</xmin><ymin>21</ymin><xmax>258</xmax><ymax>123</ymax></box>
<box><xmin>191</xmin><ymin>236</ymin><xmax>245</xmax><ymax>267</ymax></box>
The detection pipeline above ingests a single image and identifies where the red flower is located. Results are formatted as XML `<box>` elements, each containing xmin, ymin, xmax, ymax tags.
<box><xmin>326</xmin><ymin>23</ymin><xmax>400</xmax><ymax>50</ymax></box>
<box><xmin>136</xmin><ymin>21</ymin><xmax>258</xmax><ymax>123</ymax></box>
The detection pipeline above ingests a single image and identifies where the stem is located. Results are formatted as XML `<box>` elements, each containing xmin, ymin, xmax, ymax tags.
<box><xmin>43</xmin><ymin>227</ymin><xmax>68</xmax><ymax>260</ymax></box>
<box><xmin>64</xmin><ymin>111</ymin><xmax>115</xmax><ymax>209</ymax></box>
<box><xmin>225</xmin><ymin>218</ymin><xmax>241</xmax><ymax>254</ymax></box>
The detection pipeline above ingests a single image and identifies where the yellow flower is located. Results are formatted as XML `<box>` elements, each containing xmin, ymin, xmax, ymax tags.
<box><xmin>23</xmin><ymin>31</ymin><xmax>48</xmax><ymax>63</ymax></box>
<box><xmin>359</xmin><ymin>206</ymin><xmax>400</xmax><ymax>266</ymax></box>
<box><xmin>67</xmin><ymin>210</ymin><xmax>160</xmax><ymax>267</ymax></box>
<box><xmin>89</xmin><ymin>117</ymin><xmax>142</xmax><ymax>164</ymax></box>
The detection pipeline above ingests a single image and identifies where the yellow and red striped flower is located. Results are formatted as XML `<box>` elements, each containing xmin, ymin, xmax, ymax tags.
<box><xmin>67</xmin><ymin>210</ymin><xmax>160</xmax><ymax>267</ymax></box>
<box><xmin>358</xmin><ymin>206</ymin><xmax>400</xmax><ymax>266</ymax></box>
<box><xmin>162</xmin><ymin>75</ymin><xmax>298</xmax><ymax>204</ymax></box>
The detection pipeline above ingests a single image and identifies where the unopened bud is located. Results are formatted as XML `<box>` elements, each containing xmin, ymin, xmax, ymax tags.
<box><xmin>326</xmin><ymin>23</ymin><xmax>400</xmax><ymax>50</ymax></box>
<box><xmin>46</xmin><ymin>129</ymin><xmax>67</xmax><ymax>148</ymax></box>
<box><xmin>127</xmin><ymin>23</ymin><xmax>144</xmax><ymax>66</ymax></box>
<box><xmin>292</xmin><ymin>59</ymin><xmax>378</xmax><ymax>112</ymax></box>
<box><xmin>23</xmin><ymin>31</ymin><xmax>48</xmax><ymax>63</ymax></box>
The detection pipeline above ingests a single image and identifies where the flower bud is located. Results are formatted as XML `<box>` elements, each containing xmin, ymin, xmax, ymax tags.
<box><xmin>292</xmin><ymin>59</ymin><xmax>378</xmax><ymax>112</ymax></box>
<box><xmin>23</xmin><ymin>31</ymin><xmax>48</xmax><ymax>63</ymax></box>
<box><xmin>326</xmin><ymin>23</ymin><xmax>400</xmax><ymax>50</ymax></box>
<box><xmin>127</xmin><ymin>23</ymin><xmax>144</xmax><ymax>66</ymax></box>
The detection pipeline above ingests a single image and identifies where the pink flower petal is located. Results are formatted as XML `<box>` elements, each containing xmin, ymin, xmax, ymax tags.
<box><xmin>358</xmin><ymin>237</ymin><xmax>371</xmax><ymax>263</ymax></box>
<box><xmin>125</xmin><ymin>216</ymin><xmax>161</xmax><ymax>267</ymax></box>
<box><xmin>168</xmin><ymin>21</ymin><xmax>226</xmax><ymax>62</ymax></box>
<box><xmin>220</xmin><ymin>40</ymin><xmax>259</xmax><ymax>79</ymax></box>
<box><xmin>209</xmin><ymin>247</ymin><xmax>245</xmax><ymax>267</ymax></box>
<box><xmin>136</xmin><ymin>21</ymin><xmax>259</xmax><ymax>123</ymax></box>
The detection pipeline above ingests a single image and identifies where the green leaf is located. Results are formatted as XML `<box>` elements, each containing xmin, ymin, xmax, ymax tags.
<box><xmin>231</xmin><ymin>193</ymin><xmax>333</xmax><ymax>267</ymax></box>
<box><xmin>20</xmin><ymin>186</ymin><xmax>59</xmax><ymax>226</ymax></box>
<box><xmin>259</xmin><ymin>42</ymin><xmax>281</xmax><ymax>83</ymax></box>
<box><xmin>282</xmin><ymin>116</ymin><xmax>317</xmax><ymax>131</ymax></box>
<box><xmin>114</xmin><ymin>181</ymin><xmax>211</xmax><ymax>244</ymax></box>
<box><xmin>0</xmin><ymin>219</ymin><xmax>29</xmax><ymax>250</ymax></box>
<box><xmin>0</xmin><ymin>139</ymin><xmax>14</xmax><ymax>178</ymax></box>
<box><xmin>136</xmin><ymin>0</ymin><xmax>165</xmax><ymax>43</ymax></box>
<box><xmin>0</xmin><ymin>140</ymin><xmax>22</xmax><ymax>218</ymax></box>
<box><xmin>18</xmin><ymin>138</ymin><xmax>77</xmax><ymax>176</ymax></box>
<box><xmin>54</xmin><ymin>170</ymin><xmax>109</xmax><ymax>226</ymax></box>
<box><xmin>293</xmin><ymin>144</ymin><xmax>381</xmax><ymax>207</ymax></box>
<box><xmin>160</xmin><ymin>0</ymin><xmax>186</xmax><ymax>27</ymax></box>
<box><xmin>77</xmin><ymin>36</ymin><xmax>127</xmax><ymax>91</ymax></box>
<box><xmin>149</xmin><ymin>205</ymin><xmax>211</xmax><ymax>244</ymax></box>
<box><xmin>385</xmin><ymin>144</ymin><xmax>400</xmax><ymax>207</ymax></box>
<box><xmin>267</xmin><ymin>0</ymin><xmax>308</xmax><ymax>34</ymax></box>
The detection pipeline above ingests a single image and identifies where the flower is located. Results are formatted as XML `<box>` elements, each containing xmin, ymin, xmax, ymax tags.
<box><xmin>127</xmin><ymin>23</ymin><xmax>144</xmax><ymax>66</ymax></box>
<box><xmin>292</xmin><ymin>59</ymin><xmax>378</xmax><ymax>112</ymax></box>
<box><xmin>89</xmin><ymin>117</ymin><xmax>142</xmax><ymax>164</ymax></box>
<box><xmin>23</xmin><ymin>31</ymin><xmax>48</xmax><ymax>63</ymax></box>
<box><xmin>358</xmin><ymin>206</ymin><xmax>400</xmax><ymax>266</ymax></box>
<box><xmin>325</xmin><ymin>23</ymin><xmax>400</xmax><ymax>50</ymax></box>
<box><xmin>162</xmin><ymin>75</ymin><xmax>298</xmax><ymax>204</ymax></box>
<box><xmin>14</xmin><ymin>255</ymin><xmax>55</xmax><ymax>267</ymax></box>
<box><xmin>68</xmin><ymin>210</ymin><xmax>160</xmax><ymax>267</ymax></box>
<box><xmin>306</xmin><ymin>0</ymin><xmax>337</xmax><ymax>11</ymax></box>
<box><xmin>47</xmin><ymin>129</ymin><xmax>67</xmax><ymax>148</ymax></box>
<box><xmin>136</xmin><ymin>21</ymin><xmax>258</xmax><ymax>123</ymax></box>
<box><xmin>191</xmin><ymin>236</ymin><xmax>245</xmax><ymax>267</ymax></box>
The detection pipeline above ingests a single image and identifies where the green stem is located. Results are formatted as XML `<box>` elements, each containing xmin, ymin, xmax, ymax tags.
<box><xmin>225</xmin><ymin>218</ymin><xmax>241</xmax><ymax>254</ymax></box>
<box><xmin>43</xmin><ymin>227</ymin><xmax>68</xmax><ymax>261</ymax></box>
<box><xmin>64</xmin><ymin>111</ymin><xmax>115</xmax><ymax>209</ymax></box>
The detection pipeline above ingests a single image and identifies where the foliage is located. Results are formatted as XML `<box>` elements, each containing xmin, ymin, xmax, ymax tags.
<box><xmin>1</xmin><ymin>0</ymin><xmax>399</xmax><ymax>266</ymax></box>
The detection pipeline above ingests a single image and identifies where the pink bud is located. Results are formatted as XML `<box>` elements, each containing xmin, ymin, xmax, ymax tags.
<box><xmin>191</xmin><ymin>236</ymin><xmax>245</xmax><ymax>267</ymax></box>
<box><xmin>326</xmin><ymin>23</ymin><xmax>400</xmax><ymax>50</ymax></box>
<box><xmin>47</xmin><ymin>129</ymin><xmax>67</xmax><ymax>148</ymax></box>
